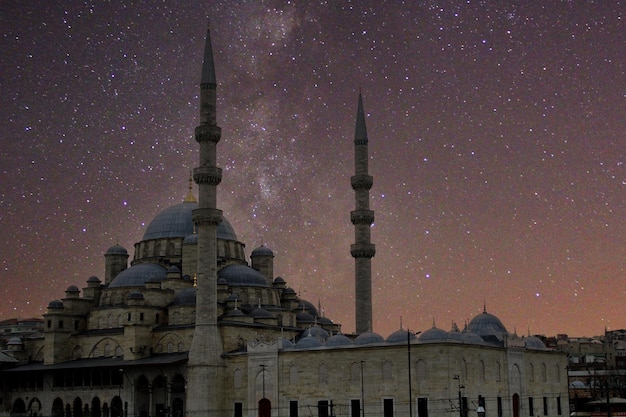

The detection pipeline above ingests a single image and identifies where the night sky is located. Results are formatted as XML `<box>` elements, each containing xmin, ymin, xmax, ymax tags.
<box><xmin>1</xmin><ymin>1</ymin><xmax>624</xmax><ymax>338</ymax></box>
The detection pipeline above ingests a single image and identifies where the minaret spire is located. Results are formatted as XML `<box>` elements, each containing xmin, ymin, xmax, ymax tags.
<box><xmin>350</xmin><ymin>92</ymin><xmax>376</xmax><ymax>334</ymax></box>
<box><xmin>187</xmin><ymin>20</ymin><xmax>224</xmax><ymax>417</ymax></box>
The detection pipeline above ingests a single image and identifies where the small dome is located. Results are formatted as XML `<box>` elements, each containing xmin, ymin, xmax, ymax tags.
<box><xmin>170</xmin><ymin>288</ymin><xmax>197</xmax><ymax>306</ymax></box>
<box><xmin>305</xmin><ymin>325</ymin><xmax>329</xmax><ymax>341</ymax></box>
<box><xmin>87</xmin><ymin>276</ymin><xmax>101</xmax><ymax>283</ymax></box>
<box><xmin>109</xmin><ymin>263</ymin><xmax>167</xmax><ymax>288</ymax></box>
<box><xmin>167</xmin><ymin>266</ymin><xmax>181</xmax><ymax>273</ymax></box>
<box><xmin>183</xmin><ymin>233</ymin><xmax>198</xmax><ymax>244</ymax></box>
<box><xmin>218</xmin><ymin>264</ymin><xmax>269</xmax><ymax>287</ymax></box>
<box><xmin>105</xmin><ymin>244</ymin><xmax>128</xmax><ymax>256</ymax></box>
<box><xmin>418</xmin><ymin>326</ymin><xmax>448</xmax><ymax>342</ymax></box>
<box><xmin>217</xmin><ymin>277</ymin><xmax>228</xmax><ymax>285</ymax></box>
<box><xmin>296</xmin><ymin>311</ymin><xmax>315</xmax><ymax>324</ymax></box>
<box><xmin>386</xmin><ymin>328</ymin><xmax>417</xmax><ymax>343</ymax></box>
<box><xmin>325</xmin><ymin>334</ymin><xmax>353</xmax><ymax>347</ymax></box>
<box><xmin>250</xmin><ymin>307</ymin><xmax>273</xmax><ymax>318</ymax></box>
<box><xmin>295</xmin><ymin>333</ymin><xmax>323</xmax><ymax>349</ymax></box>
<box><xmin>283</xmin><ymin>287</ymin><xmax>296</xmax><ymax>295</ymax></box>
<box><xmin>226</xmin><ymin>308</ymin><xmax>245</xmax><ymax>317</ymax></box>
<box><xmin>280</xmin><ymin>338</ymin><xmax>295</xmax><ymax>349</ymax></box>
<box><xmin>226</xmin><ymin>293</ymin><xmax>241</xmax><ymax>301</ymax></box>
<box><xmin>461</xmin><ymin>329</ymin><xmax>485</xmax><ymax>344</ymax></box>
<box><xmin>8</xmin><ymin>337</ymin><xmax>23</xmax><ymax>345</ymax></box>
<box><xmin>273</xmin><ymin>276</ymin><xmax>285</xmax><ymax>284</ymax></box>
<box><xmin>251</xmin><ymin>245</ymin><xmax>274</xmax><ymax>257</ymax></box>
<box><xmin>127</xmin><ymin>291</ymin><xmax>144</xmax><ymax>300</ymax></box>
<box><xmin>48</xmin><ymin>300</ymin><xmax>64</xmax><ymax>309</ymax></box>
<box><xmin>354</xmin><ymin>331</ymin><xmax>384</xmax><ymax>345</ymax></box>
<box><xmin>525</xmin><ymin>336</ymin><xmax>548</xmax><ymax>350</ymax></box>
<box><xmin>66</xmin><ymin>285</ymin><xmax>80</xmax><ymax>293</ymax></box>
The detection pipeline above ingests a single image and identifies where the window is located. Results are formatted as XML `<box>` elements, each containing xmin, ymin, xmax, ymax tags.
<box><xmin>59</xmin><ymin>320</ymin><xmax>64</xmax><ymax>329</ymax></box>
<box><xmin>318</xmin><ymin>401</ymin><xmax>328</xmax><ymax>417</ymax></box>
<box><xmin>351</xmin><ymin>400</ymin><xmax>361</xmax><ymax>417</ymax></box>
<box><xmin>383</xmin><ymin>399</ymin><xmax>394</xmax><ymax>417</ymax></box>
<box><xmin>289</xmin><ymin>400</ymin><xmax>298</xmax><ymax>417</ymax></box>
<box><xmin>497</xmin><ymin>397</ymin><xmax>503</xmax><ymax>417</ymax></box>
<box><xmin>417</xmin><ymin>398</ymin><xmax>428</xmax><ymax>417</ymax></box>
<box><xmin>543</xmin><ymin>397</ymin><xmax>548</xmax><ymax>416</ymax></box>
<box><xmin>290</xmin><ymin>401</ymin><xmax>299</xmax><ymax>417</ymax></box>
<box><xmin>557</xmin><ymin>397</ymin><xmax>562</xmax><ymax>415</ymax></box>
<box><xmin>528</xmin><ymin>397</ymin><xmax>534</xmax><ymax>416</ymax></box>
<box><xmin>234</xmin><ymin>403</ymin><xmax>243</xmax><ymax>417</ymax></box>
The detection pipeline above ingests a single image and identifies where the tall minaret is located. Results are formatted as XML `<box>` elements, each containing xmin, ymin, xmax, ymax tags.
<box><xmin>350</xmin><ymin>92</ymin><xmax>376</xmax><ymax>334</ymax></box>
<box><xmin>187</xmin><ymin>21</ymin><xmax>224</xmax><ymax>417</ymax></box>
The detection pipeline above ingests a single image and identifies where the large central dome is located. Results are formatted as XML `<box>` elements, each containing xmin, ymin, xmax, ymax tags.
<box><xmin>142</xmin><ymin>201</ymin><xmax>238</xmax><ymax>241</ymax></box>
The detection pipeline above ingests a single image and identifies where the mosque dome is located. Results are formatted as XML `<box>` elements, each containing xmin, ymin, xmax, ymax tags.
<box><xmin>127</xmin><ymin>291</ymin><xmax>144</xmax><ymax>300</ymax></box>
<box><xmin>48</xmin><ymin>300</ymin><xmax>64</xmax><ymax>309</ymax></box>
<box><xmin>297</xmin><ymin>300</ymin><xmax>319</xmax><ymax>317</ymax></box>
<box><xmin>250</xmin><ymin>307</ymin><xmax>273</xmax><ymax>318</ymax></box>
<box><xmin>296</xmin><ymin>311</ymin><xmax>315</xmax><ymax>324</ymax></box>
<box><xmin>87</xmin><ymin>276</ymin><xmax>101</xmax><ymax>283</ymax></box>
<box><xmin>183</xmin><ymin>233</ymin><xmax>198</xmax><ymax>244</ymax></box>
<box><xmin>66</xmin><ymin>285</ymin><xmax>79</xmax><ymax>293</ymax></box>
<box><xmin>386</xmin><ymin>328</ymin><xmax>417</xmax><ymax>343</ymax></box>
<box><xmin>295</xmin><ymin>333</ymin><xmax>323</xmax><ymax>349</ymax></box>
<box><xmin>218</xmin><ymin>264</ymin><xmax>269</xmax><ymax>287</ymax></box>
<box><xmin>109</xmin><ymin>263</ymin><xmax>167</xmax><ymax>288</ymax></box>
<box><xmin>167</xmin><ymin>265</ymin><xmax>181</xmax><ymax>273</ymax></box>
<box><xmin>325</xmin><ymin>333</ymin><xmax>353</xmax><ymax>347</ymax></box>
<box><xmin>8</xmin><ymin>336</ymin><xmax>23</xmax><ymax>346</ymax></box>
<box><xmin>467</xmin><ymin>309</ymin><xmax>508</xmax><ymax>337</ymax></box>
<box><xmin>461</xmin><ymin>329</ymin><xmax>486</xmax><ymax>345</ymax></box>
<box><xmin>251</xmin><ymin>245</ymin><xmax>274</xmax><ymax>257</ymax></box>
<box><xmin>280</xmin><ymin>338</ymin><xmax>295</xmax><ymax>349</ymax></box>
<box><xmin>524</xmin><ymin>336</ymin><xmax>548</xmax><ymax>350</ymax></box>
<box><xmin>142</xmin><ymin>201</ymin><xmax>238</xmax><ymax>241</ymax></box>
<box><xmin>171</xmin><ymin>288</ymin><xmax>197</xmax><ymax>306</ymax></box>
<box><xmin>418</xmin><ymin>326</ymin><xmax>449</xmax><ymax>343</ymax></box>
<box><xmin>105</xmin><ymin>244</ymin><xmax>128</xmax><ymax>255</ymax></box>
<box><xmin>354</xmin><ymin>331</ymin><xmax>385</xmax><ymax>345</ymax></box>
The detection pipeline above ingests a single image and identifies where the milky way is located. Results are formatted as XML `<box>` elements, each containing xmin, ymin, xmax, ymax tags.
<box><xmin>0</xmin><ymin>1</ymin><xmax>624</xmax><ymax>337</ymax></box>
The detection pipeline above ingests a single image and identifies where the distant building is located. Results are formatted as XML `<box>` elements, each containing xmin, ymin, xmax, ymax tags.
<box><xmin>1</xmin><ymin>18</ymin><xmax>568</xmax><ymax>417</ymax></box>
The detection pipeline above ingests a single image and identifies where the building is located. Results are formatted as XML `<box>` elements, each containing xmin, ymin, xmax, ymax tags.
<box><xmin>1</xmin><ymin>20</ymin><xmax>569</xmax><ymax>417</ymax></box>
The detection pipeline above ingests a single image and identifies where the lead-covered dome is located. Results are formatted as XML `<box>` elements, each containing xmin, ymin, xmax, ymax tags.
<box><xmin>109</xmin><ymin>263</ymin><xmax>167</xmax><ymax>288</ymax></box>
<box><xmin>218</xmin><ymin>264</ymin><xmax>269</xmax><ymax>287</ymax></box>
<box><xmin>106</xmin><ymin>244</ymin><xmax>128</xmax><ymax>255</ymax></box>
<box><xmin>142</xmin><ymin>201</ymin><xmax>238</xmax><ymax>241</ymax></box>
<box><xmin>467</xmin><ymin>309</ymin><xmax>508</xmax><ymax>337</ymax></box>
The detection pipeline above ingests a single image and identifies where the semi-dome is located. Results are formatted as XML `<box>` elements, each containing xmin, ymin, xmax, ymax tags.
<box><xmin>105</xmin><ymin>244</ymin><xmax>128</xmax><ymax>255</ymax></box>
<box><xmin>467</xmin><ymin>309</ymin><xmax>508</xmax><ymax>337</ymax></box>
<box><xmin>171</xmin><ymin>288</ymin><xmax>197</xmax><ymax>306</ymax></box>
<box><xmin>109</xmin><ymin>263</ymin><xmax>167</xmax><ymax>288</ymax></box>
<box><xmin>142</xmin><ymin>201</ymin><xmax>238</xmax><ymax>241</ymax></box>
<box><xmin>354</xmin><ymin>331</ymin><xmax>384</xmax><ymax>345</ymax></box>
<box><xmin>218</xmin><ymin>264</ymin><xmax>269</xmax><ymax>287</ymax></box>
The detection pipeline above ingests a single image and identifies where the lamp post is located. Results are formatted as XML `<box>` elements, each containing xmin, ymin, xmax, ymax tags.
<box><xmin>118</xmin><ymin>368</ymin><xmax>124</xmax><ymax>417</ymax></box>
<box><xmin>360</xmin><ymin>361</ymin><xmax>365</xmax><ymax>417</ymax></box>
<box><xmin>454</xmin><ymin>375</ymin><xmax>464</xmax><ymax>417</ymax></box>
<box><xmin>407</xmin><ymin>330</ymin><xmax>421</xmax><ymax>417</ymax></box>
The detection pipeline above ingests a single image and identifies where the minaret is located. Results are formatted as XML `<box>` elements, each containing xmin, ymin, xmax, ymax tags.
<box><xmin>350</xmin><ymin>92</ymin><xmax>376</xmax><ymax>334</ymax></box>
<box><xmin>187</xmin><ymin>21</ymin><xmax>224</xmax><ymax>417</ymax></box>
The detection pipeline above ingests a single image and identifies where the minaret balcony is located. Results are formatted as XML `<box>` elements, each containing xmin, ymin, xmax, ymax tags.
<box><xmin>351</xmin><ymin>210</ymin><xmax>375</xmax><ymax>225</ymax></box>
<box><xmin>193</xmin><ymin>166</ymin><xmax>222</xmax><ymax>185</ymax></box>
<box><xmin>350</xmin><ymin>243</ymin><xmax>376</xmax><ymax>259</ymax></box>
<box><xmin>195</xmin><ymin>124</ymin><xmax>222</xmax><ymax>144</ymax></box>
<box><xmin>351</xmin><ymin>174</ymin><xmax>373</xmax><ymax>190</ymax></box>
<box><xmin>192</xmin><ymin>208</ymin><xmax>223</xmax><ymax>226</ymax></box>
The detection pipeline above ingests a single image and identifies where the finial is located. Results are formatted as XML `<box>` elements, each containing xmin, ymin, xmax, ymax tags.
<box><xmin>400</xmin><ymin>316</ymin><xmax>403</xmax><ymax>330</ymax></box>
<box><xmin>483</xmin><ymin>301</ymin><xmax>487</xmax><ymax>313</ymax></box>
<box><xmin>184</xmin><ymin>170</ymin><xmax>197</xmax><ymax>202</ymax></box>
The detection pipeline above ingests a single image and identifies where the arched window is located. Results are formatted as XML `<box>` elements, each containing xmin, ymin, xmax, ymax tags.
<box><xmin>319</xmin><ymin>364</ymin><xmax>328</xmax><ymax>385</ymax></box>
<box><xmin>234</xmin><ymin>368</ymin><xmax>243</xmax><ymax>389</ymax></box>
<box><xmin>289</xmin><ymin>365</ymin><xmax>298</xmax><ymax>384</ymax></box>
<box><xmin>382</xmin><ymin>361</ymin><xmax>393</xmax><ymax>381</ymax></box>
<box><xmin>350</xmin><ymin>362</ymin><xmax>360</xmax><ymax>384</ymax></box>
<box><xmin>73</xmin><ymin>397</ymin><xmax>83</xmax><ymax>417</ymax></box>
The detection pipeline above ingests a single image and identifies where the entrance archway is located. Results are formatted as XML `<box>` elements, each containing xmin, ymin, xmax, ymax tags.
<box><xmin>259</xmin><ymin>398</ymin><xmax>271</xmax><ymax>417</ymax></box>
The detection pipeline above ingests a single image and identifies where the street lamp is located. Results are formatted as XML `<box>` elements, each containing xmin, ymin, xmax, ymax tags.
<box><xmin>453</xmin><ymin>375</ymin><xmax>465</xmax><ymax>417</ymax></box>
<box><xmin>407</xmin><ymin>329</ymin><xmax>421</xmax><ymax>417</ymax></box>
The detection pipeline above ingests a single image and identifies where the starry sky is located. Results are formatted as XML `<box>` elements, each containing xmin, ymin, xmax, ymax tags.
<box><xmin>0</xmin><ymin>1</ymin><xmax>624</xmax><ymax>338</ymax></box>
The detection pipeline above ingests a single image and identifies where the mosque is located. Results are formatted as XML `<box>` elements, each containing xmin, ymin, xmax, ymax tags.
<box><xmin>1</xmin><ymin>22</ymin><xmax>568</xmax><ymax>417</ymax></box>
